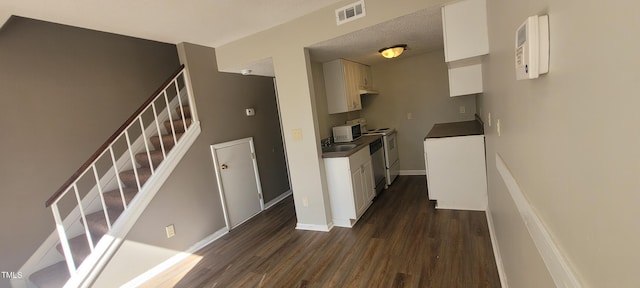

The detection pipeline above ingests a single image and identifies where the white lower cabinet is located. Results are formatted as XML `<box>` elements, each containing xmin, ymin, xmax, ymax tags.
<box><xmin>424</xmin><ymin>135</ymin><xmax>487</xmax><ymax>211</ymax></box>
<box><xmin>324</xmin><ymin>146</ymin><xmax>375</xmax><ymax>227</ymax></box>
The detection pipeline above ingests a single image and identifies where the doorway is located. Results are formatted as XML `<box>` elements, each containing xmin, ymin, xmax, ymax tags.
<box><xmin>210</xmin><ymin>137</ymin><xmax>264</xmax><ymax>230</ymax></box>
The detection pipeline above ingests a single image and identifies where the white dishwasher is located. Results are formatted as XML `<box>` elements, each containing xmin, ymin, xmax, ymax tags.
<box><xmin>369</xmin><ymin>137</ymin><xmax>386</xmax><ymax>195</ymax></box>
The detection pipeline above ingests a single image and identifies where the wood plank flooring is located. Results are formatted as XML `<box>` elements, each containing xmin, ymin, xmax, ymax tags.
<box><xmin>143</xmin><ymin>176</ymin><xmax>501</xmax><ymax>288</ymax></box>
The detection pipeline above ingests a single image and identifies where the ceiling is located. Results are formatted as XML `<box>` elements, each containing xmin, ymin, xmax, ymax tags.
<box><xmin>308</xmin><ymin>7</ymin><xmax>444</xmax><ymax>66</ymax></box>
<box><xmin>240</xmin><ymin>7</ymin><xmax>445</xmax><ymax>77</ymax></box>
<box><xmin>2</xmin><ymin>1</ymin><xmax>445</xmax><ymax>76</ymax></box>
<box><xmin>0</xmin><ymin>0</ymin><xmax>345</xmax><ymax>47</ymax></box>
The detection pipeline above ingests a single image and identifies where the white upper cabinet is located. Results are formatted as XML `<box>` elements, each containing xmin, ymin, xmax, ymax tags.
<box><xmin>442</xmin><ymin>0</ymin><xmax>489</xmax><ymax>62</ymax></box>
<box><xmin>441</xmin><ymin>0</ymin><xmax>489</xmax><ymax>97</ymax></box>
<box><xmin>323</xmin><ymin>59</ymin><xmax>373</xmax><ymax>114</ymax></box>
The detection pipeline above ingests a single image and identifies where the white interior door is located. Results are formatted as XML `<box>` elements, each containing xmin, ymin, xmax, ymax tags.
<box><xmin>211</xmin><ymin>137</ymin><xmax>264</xmax><ymax>230</ymax></box>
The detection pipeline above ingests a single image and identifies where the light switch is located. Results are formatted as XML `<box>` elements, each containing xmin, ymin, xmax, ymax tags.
<box><xmin>292</xmin><ymin>128</ymin><xmax>303</xmax><ymax>140</ymax></box>
<box><xmin>165</xmin><ymin>224</ymin><xmax>176</xmax><ymax>238</ymax></box>
<box><xmin>459</xmin><ymin>106</ymin><xmax>466</xmax><ymax>114</ymax></box>
<box><xmin>407</xmin><ymin>112</ymin><xmax>413</xmax><ymax>120</ymax></box>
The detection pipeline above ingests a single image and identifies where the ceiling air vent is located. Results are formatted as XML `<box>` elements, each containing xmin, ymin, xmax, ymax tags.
<box><xmin>335</xmin><ymin>0</ymin><xmax>366</xmax><ymax>25</ymax></box>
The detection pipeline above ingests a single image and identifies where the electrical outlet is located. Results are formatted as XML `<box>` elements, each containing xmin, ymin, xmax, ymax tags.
<box><xmin>407</xmin><ymin>112</ymin><xmax>414</xmax><ymax>120</ymax></box>
<box><xmin>303</xmin><ymin>197</ymin><xmax>309</xmax><ymax>207</ymax></box>
<box><xmin>165</xmin><ymin>224</ymin><xmax>176</xmax><ymax>238</ymax></box>
<box><xmin>459</xmin><ymin>106</ymin><xmax>466</xmax><ymax>114</ymax></box>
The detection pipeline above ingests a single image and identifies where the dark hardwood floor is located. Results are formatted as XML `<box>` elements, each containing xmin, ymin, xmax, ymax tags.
<box><xmin>143</xmin><ymin>176</ymin><xmax>501</xmax><ymax>288</ymax></box>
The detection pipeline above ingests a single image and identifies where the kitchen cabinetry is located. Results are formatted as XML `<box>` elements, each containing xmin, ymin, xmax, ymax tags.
<box><xmin>324</xmin><ymin>146</ymin><xmax>375</xmax><ymax>227</ymax></box>
<box><xmin>358</xmin><ymin>63</ymin><xmax>374</xmax><ymax>91</ymax></box>
<box><xmin>441</xmin><ymin>0</ymin><xmax>489</xmax><ymax>97</ymax></box>
<box><xmin>323</xmin><ymin>59</ymin><xmax>374</xmax><ymax>114</ymax></box>
<box><xmin>424</xmin><ymin>125</ymin><xmax>487</xmax><ymax>211</ymax></box>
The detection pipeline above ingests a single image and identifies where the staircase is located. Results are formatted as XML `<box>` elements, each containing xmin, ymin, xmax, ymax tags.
<box><xmin>17</xmin><ymin>65</ymin><xmax>201</xmax><ymax>288</ymax></box>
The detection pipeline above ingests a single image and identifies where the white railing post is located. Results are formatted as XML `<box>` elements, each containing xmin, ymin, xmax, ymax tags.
<box><xmin>51</xmin><ymin>201</ymin><xmax>77</xmax><ymax>275</ymax></box>
<box><xmin>163</xmin><ymin>91</ymin><xmax>178</xmax><ymax>144</ymax></box>
<box><xmin>138</xmin><ymin>117</ymin><xmax>155</xmax><ymax>173</ymax></box>
<box><xmin>109</xmin><ymin>147</ymin><xmax>128</xmax><ymax>210</ymax></box>
<box><xmin>151</xmin><ymin>102</ymin><xmax>167</xmax><ymax>159</ymax></box>
<box><xmin>173</xmin><ymin>79</ymin><xmax>188</xmax><ymax>132</ymax></box>
<box><xmin>92</xmin><ymin>164</ymin><xmax>112</xmax><ymax>232</ymax></box>
<box><xmin>73</xmin><ymin>184</ymin><xmax>95</xmax><ymax>253</ymax></box>
<box><xmin>124</xmin><ymin>130</ymin><xmax>142</xmax><ymax>191</ymax></box>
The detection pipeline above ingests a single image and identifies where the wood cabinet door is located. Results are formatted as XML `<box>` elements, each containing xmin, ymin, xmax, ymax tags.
<box><xmin>343</xmin><ymin>61</ymin><xmax>361</xmax><ymax>111</ymax></box>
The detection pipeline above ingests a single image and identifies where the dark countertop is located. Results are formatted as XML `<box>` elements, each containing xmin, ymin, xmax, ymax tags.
<box><xmin>425</xmin><ymin>120</ymin><xmax>484</xmax><ymax>139</ymax></box>
<box><xmin>322</xmin><ymin>135</ymin><xmax>382</xmax><ymax>158</ymax></box>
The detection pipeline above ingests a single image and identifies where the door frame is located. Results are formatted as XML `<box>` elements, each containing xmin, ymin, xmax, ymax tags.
<box><xmin>210</xmin><ymin>137</ymin><xmax>265</xmax><ymax>230</ymax></box>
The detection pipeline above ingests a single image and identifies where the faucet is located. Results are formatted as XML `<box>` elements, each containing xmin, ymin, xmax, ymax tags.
<box><xmin>321</xmin><ymin>137</ymin><xmax>333</xmax><ymax>147</ymax></box>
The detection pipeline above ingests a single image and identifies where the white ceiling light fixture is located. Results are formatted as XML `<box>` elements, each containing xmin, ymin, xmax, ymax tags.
<box><xmin>378</xmin><ymin>44</ymin><xmax>407</xmax><ymax>59</ymax></box>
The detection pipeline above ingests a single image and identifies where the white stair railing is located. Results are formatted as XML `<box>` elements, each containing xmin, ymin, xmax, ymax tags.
<box><xmin>44</xmin><ymin>65</ymin><xmax>198</xmax><ymax>280</ymax></box>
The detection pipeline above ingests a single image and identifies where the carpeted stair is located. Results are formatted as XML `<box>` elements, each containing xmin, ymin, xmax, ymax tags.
<box><xmin>29</xmin><ymin>107</ymin><xmax>191</xmax><ymax>288</ymax></box>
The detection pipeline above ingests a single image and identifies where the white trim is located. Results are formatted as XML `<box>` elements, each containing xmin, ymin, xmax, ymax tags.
<box><xmin>399</xmin><ymin>170</ymin><xmax>426</xmax><ymax>176</ymax></box>
<box><xmin>495</xmin><ymin>153</ymin><xmax>581</xmax><ymax>288</ymax></box>
<box><xmin>295</xmin><ymin>222</ymin><xmax>333</xmax><ymax>232</ymax></box>
<box><xmin>264</xmin><ymin>190</ymin><xmax>293</xmax><ymax>210</ymax></box>
<box><xmin>485</xmin><ymin>206</ymin><xmax>508</xmax><ymax>288</ymax></box>
<box><xmin>121</xmin><ymin>228</ymin><xmax>228</xmax><ymax>288</ymax></box>
<box><xmin>331</xmin><ymin>218</ymin><xmax>353</xmax><ymax>228</ymax></box>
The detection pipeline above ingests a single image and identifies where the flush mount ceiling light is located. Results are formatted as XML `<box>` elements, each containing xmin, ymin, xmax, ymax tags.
<box><xmin>378</xmin><ymin>44</ymin><xmax>407</xmax><ymax>59</ymax></box>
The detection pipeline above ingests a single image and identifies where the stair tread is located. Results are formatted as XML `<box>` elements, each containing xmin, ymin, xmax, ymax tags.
<box><xmin>164</xmin><ymin>118</ymin><xmax>192</xmax><ymax>133</ymax></box>
<box><xmin>119</xmin><ymin>167</ymin><xmax>153</xmax><ymax>188</ymax></box>
<box><xmin>176</xmin><ymin>106</ymin><xmax>191</xmax><ymax>118</ymax></box>
<box><xmin>135</xmin><ymin>150</ymin><xmax>165</xmax><ymax>168</ymax></box>
<box><xmin>150</xmin><ymin>132</ymin><xmax>183</xmax><ymax>150</ymax></box>
<box><xmin>103</xmin><ymin>187</ymin><xmax>138</xmax><ymax>210</ymax></box>
<box><xmin>55</xmin><ymin>234</ymin><xmax>98</xmax><ymax>267</ymax></box>
<box><xmin>84</xmin><ymin>209</ymin><xmax>123</xmax><ymax>237</ymax></box>
<box><xmin>29</xmin><ymin>261</ymin><xmax>69</xmax><ymax>288</ymax></box>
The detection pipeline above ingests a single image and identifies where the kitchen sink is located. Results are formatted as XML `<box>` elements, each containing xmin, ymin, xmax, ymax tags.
<box><xmin>322</xmin><ymin>143</ymin><xmax>358</xmax><ymax>153</ymax></box>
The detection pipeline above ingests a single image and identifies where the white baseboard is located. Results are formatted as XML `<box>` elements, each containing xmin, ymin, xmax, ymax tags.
<box><xmin>495</xmin><ymin>153</ymin><xmax>581</xmax><ymax>287</ymax></box>
<box><xmin>399</xmin><ymin>170</ymin><xmax>426</xmax><ymax>175</ymax></box>
<box><xmin>121</xmin><ymin>227</ymin><xmax>228</xmax><ymax>288</ymax></box>
<box><xmin>295</xmin><ymin>222</ymin><xmax>333</xmax><ymax>232</ymax></box>
<box><xmin>264</xmin><ymin>190</ymin><xmax>292</xmax><ymax>210</ymax></box>
<box><xmin>331</xmin><ymin>218</ymin><xmax>352</xmax><ymax>228</ymax></box>
<box><xmin>485</xmin><ymin>206</ymin><xmax>508</xmax><ymax>288</ymax></box>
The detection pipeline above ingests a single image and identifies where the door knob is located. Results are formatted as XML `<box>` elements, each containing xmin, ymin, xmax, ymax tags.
<box><xmin>221</xmin><ymin>164</ymin><xmax>228</xmax><ymax>170</ymax></box>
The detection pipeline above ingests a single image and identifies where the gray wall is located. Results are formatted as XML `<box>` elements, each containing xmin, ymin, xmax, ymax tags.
<box><xmin>94</xmin><ymin>43</ymin><xmax>290</xmax><ymax>286</ymax></box>
<box><xmin>0</xmin><ymin>16</ymin><xmax>179</xmax><ymax>283</ymax></box>
<box><xmin>480</xmin><ymin>0</ymin><xmax>640</xmax><ymax>287</ymax></box>
<box><xmin>363</xmin><ymin>50</ymin><xmax>475</xmax><ymax>171</ymax></box>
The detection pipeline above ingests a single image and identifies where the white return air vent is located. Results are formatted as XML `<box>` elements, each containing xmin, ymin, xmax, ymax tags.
<box><xmin>335</xmin><ymin>0</ymin><xmax>366</xmax><ymax>25</ymax></box>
